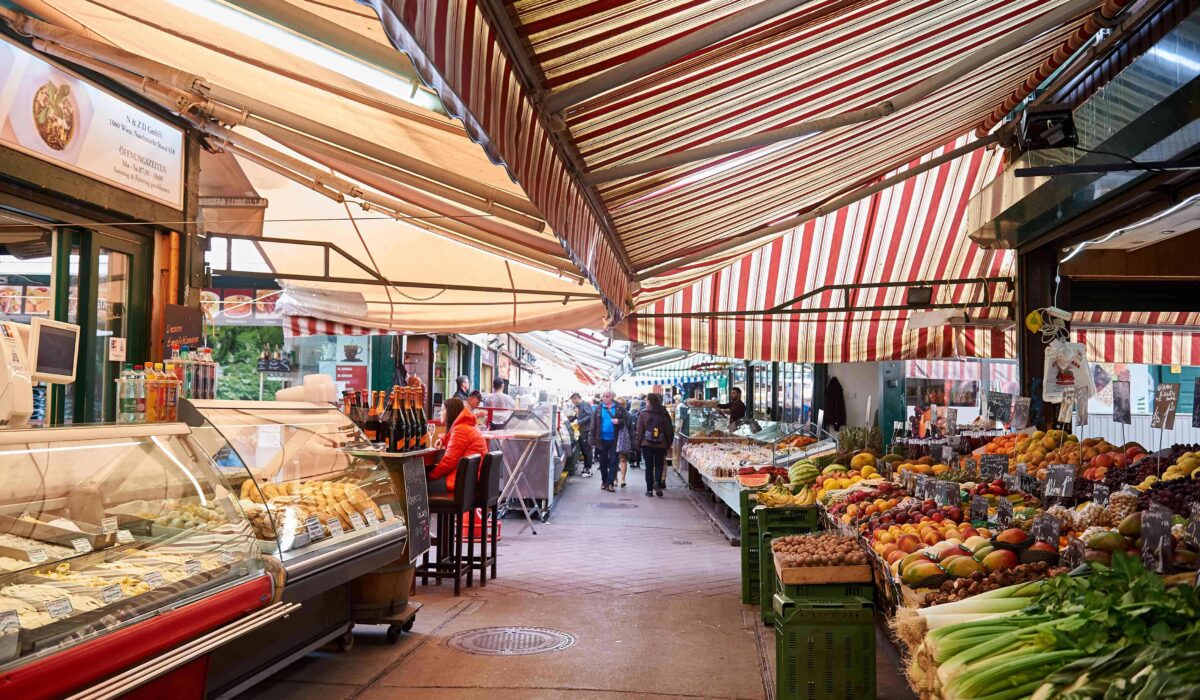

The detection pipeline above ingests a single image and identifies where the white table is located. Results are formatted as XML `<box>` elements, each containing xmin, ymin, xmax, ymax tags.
<box><xmin>481</xmin><ymin>430</ymin><xmax>550</xmax><ymax>535</ymax></box>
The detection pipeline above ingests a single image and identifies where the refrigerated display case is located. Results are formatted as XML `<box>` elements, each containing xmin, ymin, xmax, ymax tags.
<box><xmin>0</xmin><ymin>423</ymin><xmax>278</xmax><ymax>700</ymax></box>
<box><xmin>181</xmin><ymin>400</ymin><xmax>408</xmax><ymax>698</ymax></box>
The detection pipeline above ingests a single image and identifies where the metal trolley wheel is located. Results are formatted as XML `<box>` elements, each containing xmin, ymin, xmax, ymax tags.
<box><xmin>337</xmin><ymin>630</ymin><xmax>355</xmax><ymax>652</ymax></box>
<box><xmin>384</xmin><ymin>616</ymin><xmax>416</xmax><ymax>643</ymax></box>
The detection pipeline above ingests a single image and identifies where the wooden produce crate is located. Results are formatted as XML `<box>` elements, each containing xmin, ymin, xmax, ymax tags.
<box><xmin>773</xmin><ymin>551</ymin><xmax>874</xmax><ymax>586</ymax></box>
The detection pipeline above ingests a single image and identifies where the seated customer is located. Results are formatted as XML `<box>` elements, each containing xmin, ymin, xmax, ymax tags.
<box><xmin>427</xmin><ymin>398</ymin><xmax>487</xmax><ymax>497</ymax></box>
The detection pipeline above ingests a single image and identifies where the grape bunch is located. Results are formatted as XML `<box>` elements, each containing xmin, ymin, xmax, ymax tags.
<box><xmin>1138</xmin><ymin>478</ymin><xmax>1200</xmax><ymax>516</ymax></box>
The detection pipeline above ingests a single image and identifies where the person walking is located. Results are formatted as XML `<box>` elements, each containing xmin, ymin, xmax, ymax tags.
<box><xmin>590</xmin><ymin>390</ymin><xmax>629</xmax><ymax>492</ymax></box>
<box><xmin>615</xmin><ymin>397</ymin><xmax>632</xmax><ymax>488</ymax></box>
<box><xmin>627</xmin><ymin>398</ymin><xmax>643</xmax><ymax>471</ymax></box>
<box><xmin>635</xmin><ymin>392</ymin><xmax>674</xmax><ymax>497</ymax></box>
<box><xmin>453</xmin><ymin>375</ymin><xmax>472</xmax><ymax>401</ymax></box>
<box><xmin>483</xmin><ymin>378</ymin><xmax>515</xmax><ymax>431</ymax></box>
<box><xmin>569</xmin><ymin>393</ymin><xmax>594</xmax><ymax>478</ymax></box>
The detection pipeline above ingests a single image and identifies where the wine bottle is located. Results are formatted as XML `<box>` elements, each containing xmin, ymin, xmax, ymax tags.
<box><xmin>404</xmin><ymin>387</ymin><xmax>419</xmax><ymax>451</ymax></box>
<box><xmin>387</xmin><ymin>387</ymin><xmax>401</xmax><ymax>451</ymax></box>
<box><xmin>415</xmin><ymin>387</ymin><xmax>430</xmax><ymax>448</ymax></box>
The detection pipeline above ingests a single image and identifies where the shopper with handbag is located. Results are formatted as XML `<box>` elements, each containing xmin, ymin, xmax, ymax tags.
<box><xmin>635</xmin><ymin>392</ymin><xmax>674</xmax><ymax>498</ymax></box>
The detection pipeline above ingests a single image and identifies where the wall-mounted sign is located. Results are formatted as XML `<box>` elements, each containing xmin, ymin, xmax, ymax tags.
<box><xmin>162</xmin><ymin>304</ymin><xmax>203</xmax><ymax>355</ymax></box>
<box><xmin>0</xmin><ymin>38</ymin><xmax>184</xmax><ymax>209</ymax></box>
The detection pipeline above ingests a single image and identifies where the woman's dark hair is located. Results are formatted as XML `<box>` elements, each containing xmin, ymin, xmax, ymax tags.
<box><xmin>646</xmin><ymin>392</ymin><xmax>666</xmax><ymax>412</ymax></box>
<box><xmin>444</xmin><ymin>398</ymin><xmax>465</xmax><ymax>427</ymax></box>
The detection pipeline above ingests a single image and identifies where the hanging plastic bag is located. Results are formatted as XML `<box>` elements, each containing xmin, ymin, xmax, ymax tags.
<box><xmin>1042</xmin><ymin>340</ymin><xmax>1095</xmax><ymax>402</ymax></box>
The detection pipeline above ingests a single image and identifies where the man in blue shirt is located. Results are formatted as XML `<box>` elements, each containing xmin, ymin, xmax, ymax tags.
<box><xmin>590</xmin><ymin>390</ymin><xmax>629</xmax><ymax>492</ymax></box>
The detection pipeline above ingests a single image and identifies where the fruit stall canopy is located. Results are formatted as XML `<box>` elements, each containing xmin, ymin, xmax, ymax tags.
<box><xmin>28</xmin><ymin>0</ymin><xmax>610</xmax><ymax>332</ymax></box>
<box><xmin>1072</xmin><ymin>312</ymin><xmax>1200</xmax><ymax>366</ymax></box>
<box><xmin>361</xmin><ymin>0</ymin><xmax>1128</xmax><ymax>308</ymax></box>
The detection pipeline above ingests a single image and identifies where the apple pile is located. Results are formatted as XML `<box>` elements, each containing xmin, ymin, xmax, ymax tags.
<box><xmin>1080</xmin><ymin>442</ymin><xmax>1147</xmax><ymax>481</ymax></box>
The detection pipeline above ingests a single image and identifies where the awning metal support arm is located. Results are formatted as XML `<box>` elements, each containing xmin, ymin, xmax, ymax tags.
<box><xmin>586</xmin><ymin>0</ymin><xmax>1098</xmax><ymax>185</ymax></box>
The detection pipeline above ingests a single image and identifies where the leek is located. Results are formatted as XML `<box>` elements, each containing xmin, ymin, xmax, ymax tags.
<box><xmin>917</xmin><ymin>597</ymin><xmax>1033</xmax><ymax>617</ymax></box>
<box><xmin>922</xmin><ymin>610</ymin><xmax>1018</xmax><ymax>631</ymax></box>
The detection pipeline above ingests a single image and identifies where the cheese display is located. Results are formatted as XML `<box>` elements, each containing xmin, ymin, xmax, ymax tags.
<box><xmin>0</xmin><ymin>532</ymin><xmax>74</xmax><ymax>561</ymax></box>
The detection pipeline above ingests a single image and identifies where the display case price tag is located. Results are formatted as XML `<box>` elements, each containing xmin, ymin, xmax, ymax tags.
<box><xmin>1032</xmin><ymin>514</ymin><xmax>1061</xmax><ymax>544</ymax></box>
<box><xmin>364</xmin><ymin>509</ymin><xmax>380</xmax><ymax>527</ymax></box>
<box><xmin>979</xmin><ymin>454</ymin><xmax>1007</xmax><ymax>480</ymax></box>
<box><xmin>304</xmin><ymin>516</ymin><xmax>325</xmax><ymax>541</ymax></box>
<box><xmin>934</xmin><ymin>481</ymin><xmax>959</xmax><ymax>507</ymax></box>
<box><xmin>100</xmin><ymin>584</ymin><xmax>122</xmax><ymax>604</ymax></box>
<box><xmin>71</xmin><ymin>538</ymin><xmax>92</xmax><ymax>554</ymax></box>
<box><xmin>327</xmin><ymin>519</ymin><xmax>344</xmax><ymax>537</ymax></box>
<box><xmin>970</xmin><ymin>496</ymin><xmax>989</xmax><ymax>522</ymax></box>
<box><xmin>27</xmin><ymin>548</ymin><xmax>47</xmax><ymax>564</ymax></box>
<box><xmin>1142</xmin><ymin>503</ymin><xmax>1173</xmax><ymax>573</ymax></box>
<box><xmin>45</xmin><ymin>598</ymin><xmax>73</xmax><ymax>620</ymax></box>
<box><xmin>380</xmin><ymin>504</ymin><xmax>395</xmax><ymax>522</ymax></box>
<box><xmin>144</xmin><ymin>572</ymin><xmax>165</xmax><ymax>588</ymax></box>
<box><xmin>0</xmin><ymin>610</ymin><xmax>16</xmax><ymax>633</ymax></box>
<box><xmin>997</xmin><ymin>498</ymin><xmax>1014</xmax><ymax>527</ymax></box>
<box><xmin>101</xmin><ymin>517</ymin><xmax>118</xmax><ymax>534</ymax></box>
<box><xmin>1092</xmin><ymin>484</ymin><xmax>1110</xmax><ymax>506</ymax></box>
<box><xmin>349</xmin><ymin>513</ymin><xmax>365</xmax><ymax>530</ymax></box>
<box><xmin>1044</xmin><ymin>465</ymin><xmax>1075</xmax><ymax>500</ymax></box>
<box><xmin>116</xmin><ymin>529</ymin><xmax>134</xmax><ymax>544</ymax></box>
<box><xmin>184</xmin><ymin>559</ymin><xmax>202</xmax><ymax>576</ymax></box>
<box><xmin>219</xmin><ymin>551</ymin><xmax>236</xmax><ymax>566</ymax></box>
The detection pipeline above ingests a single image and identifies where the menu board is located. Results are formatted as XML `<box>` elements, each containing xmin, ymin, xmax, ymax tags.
<box><xmin>402</xmin><ymin>456</ymin><xmax>431</xmax><ymax>563</ymax></box>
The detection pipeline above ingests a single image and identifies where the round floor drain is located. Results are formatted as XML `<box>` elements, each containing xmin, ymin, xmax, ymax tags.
<box><xmin>445</xmin><ymin>627</ymin><xmax>575</xmax><ymax>656</ymax></box>
<box><xmin>589</xmin><ymin>502</ymin><xmax>638</xmax><ymax>509</ymax></box>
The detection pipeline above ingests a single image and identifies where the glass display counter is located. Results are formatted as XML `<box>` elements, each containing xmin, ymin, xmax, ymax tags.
<box><xmin>482</xmin><ymin>403</ymin><xmax>562</xmax><ymax>522</ymax></box>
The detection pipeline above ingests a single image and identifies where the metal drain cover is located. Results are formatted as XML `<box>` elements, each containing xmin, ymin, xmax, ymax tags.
<box><xmin>445</xmin><ymin>627</ymin><xmax>575</xmax><ymax>656</ymax></box>
<box><xmin>671</xmin><ymin>539</ymin><xmax>693</xmax><ymax>545</ymax></box>
<box><xmin>589</xmin><ymin>502</ymin><xmax>638</xmax><ymax>509</ymax></box>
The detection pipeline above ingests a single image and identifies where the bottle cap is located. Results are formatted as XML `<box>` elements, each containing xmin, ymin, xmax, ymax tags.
<box><xmin>134</xmin><ymin>364</ymin><xmax>143</xmax><ymax>371</ymax></box>
<box><xmin>181</xmin><ymin>345</ymin><xmax>189</xmax><ymax>351</ymax></box>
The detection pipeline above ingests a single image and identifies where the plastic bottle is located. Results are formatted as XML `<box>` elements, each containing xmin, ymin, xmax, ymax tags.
<box><xmin>180</xmin><ymin>345</ymin><xmax>194</xmax><ymax>400</ymax></box>
<box><xmin>132</xmin><ymin>364</ymin><xmax>147</xmax><ymax>423</ymax></box>
<box><xmin>204</xmin><ymin>348</ymin><xmax>218</xmax><ymax>399</ymax></box>
<box><xmin>117</xmin><ymin>363</ymin><xmax>136</xmax><ymax>423</ymax></box>
<box><xmin>163</xmin><ymin>362</ymin><xmax>179</xmax><ymax>421</ymax></box>
<box><xmin>143</xmin><ymin>364</ymin><xmax>159</xmax><ymax>423</ymax></box>
<box><xmin>151</xmin><ymin>363</ymin><xmax>166</xmax><ymax>422</ymax></box>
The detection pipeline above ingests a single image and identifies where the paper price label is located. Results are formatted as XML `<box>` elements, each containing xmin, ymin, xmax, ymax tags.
<box><xmin>969</xmin><ymin>496</ymin><xmax>989</xmax><ymax>522</ymax></box>
<box><xmin>116</xmin><ymin>530</ymin><xmax>134</xmax><ymax>544</ymax></box>
<box><xmin>45</xmin><ymin>598</ymin><xmax>73</xmax><ymax>620</ymax></box>
<box><xmin>0</xmin><ymin>610</ymin><xmax>16</xmax><ymax>633</ymax></box>
<box><xmin>71</xmin><ymin>538</ymin><xmax>92</xmax><ymax>554</ymax></box>
<box><xmin>219</xmin><ymin>551</ymin><xmax>236</xmax><ymax>566</ymax></box>
<box><xmin>101</xmin><ymin>517</ymin><xmax>118</xmax><ymax>534</ymax></box>
<box><xmin>349</xmin><ymin>513</ymin><xmax>365</xmax><ymax>530</ymax></box>
<box><xmin>365</xmin><ymin>509</ymin><xmax>380</xmax><ymax>527</ymax></box>
<box><xmin>27</xmin><ymin>548</ymin><xmax>47</xmax><ymax>564</ymax></box>
<box><xmin>381</xmin><ymin>504</ymin><xmax>395</xmax><ymax>522</ymax></box>
<box><xmin>305</xmin><ymin>516</ymin><xmax>325</xmax><ymax>541</ymax></box>
<box><xmin>185</xmin><ymin>559</ymin><xmax>202</xmax><ymax>576</ymax></box>
<box><xmin>101</xmin><ymin>584</ymin><xmax>122</xmax><ymax>604</ymax></box>
<box><xmin>327</xmin><ymin>519</ymin><xmax>344</xmax><ymax>537</ymax></box>
<box><xmin>144</xmin><ymin>571</ymin><xmax>165</xmax><ymax>588</ymax></box>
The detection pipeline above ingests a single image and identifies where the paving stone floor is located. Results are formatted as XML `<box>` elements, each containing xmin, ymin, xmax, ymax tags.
<box><xmin>242</xmin><ymin>465</ymin><xmax>913</xmax><ymax>699</ymax></box>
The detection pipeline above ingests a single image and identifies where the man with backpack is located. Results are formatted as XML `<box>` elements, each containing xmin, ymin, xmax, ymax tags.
<box><xmin>634</xmin><ymin>392</ymin><xmax>674</xmax><ymax>497</ymax></box>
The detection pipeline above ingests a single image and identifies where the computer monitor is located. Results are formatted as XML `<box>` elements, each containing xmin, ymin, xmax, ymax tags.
<box><xmin>27</xmin><ymin>317</ymin><xmax>79</xmax><ymax>384</ymax></box>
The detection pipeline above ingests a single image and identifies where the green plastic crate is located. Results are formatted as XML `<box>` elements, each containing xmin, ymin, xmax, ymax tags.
<box><xmin>779</xmin><ymin>582</ymin><xmax>875</xmax><ymax>605</ymax></box>
<box><xmin>757</xmin><ymin>505</ymin><xmax>821</xmax><ymax>533</ymax></box>
<box><xmin>774</xmin><ymin>597</ymin><xmax>875</xmax><ymax>700</ymax></box>
<box><xmin>758</xmin><ymin>532</ymin><xmax>824</xmax><ymax>625</ymax></box>
<box><xmin>739</xmin><ymin>489</ymin><xmax>762</xmax><ymax>604</ymax></box>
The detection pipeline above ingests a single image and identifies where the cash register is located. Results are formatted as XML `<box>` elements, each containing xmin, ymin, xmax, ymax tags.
<box><xmin>0</xmin><ymin>316</ymin><xmax>79</xmax><ymax>426</ymax></box>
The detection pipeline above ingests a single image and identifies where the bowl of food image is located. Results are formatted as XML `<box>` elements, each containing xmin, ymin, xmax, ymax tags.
<box><xmin>10</xmin><ymin>66</ymin><xmax>92</xmax><ymax>162</ymax></box>
<box><xmin>32</xmin><ymin>80</ymin><xmax>75</xmax><ymax>151</ymax></box>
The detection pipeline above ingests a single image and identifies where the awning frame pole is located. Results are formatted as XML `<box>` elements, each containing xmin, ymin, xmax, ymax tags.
<box><xmin>586</xmin><ymin>0</ymin><xmax>1100</xmax><ymax>185</ymax></box>
<box><xmin>541</xmin><ymin>0</ymin><xmax>816</xmax><ymax>114</ymax></box>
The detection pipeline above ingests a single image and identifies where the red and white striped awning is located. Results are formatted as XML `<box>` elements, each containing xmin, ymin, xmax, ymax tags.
<box><xmin>284</xmin><ymin>316</ymin><xmax>399</xmax><ymax>338</ymax></box>
<box><xmin>365</xmin><ymin>0</ymin><xmax>1126</xmax><ymax>304</ymax></box>
<box><xmin>908</xmin><ymin>360</ymin><xmax>982</xmax><ymax>381</ymax></box>
<box><xmin>1072</xmin><ymin>312</ymin><xmax>1200</xmax><ymax>366</ymax></box>
<box><xmin>622</xmin><ymin>139</ymin><xmax>1015</xmax><ymax>363</ymax></box>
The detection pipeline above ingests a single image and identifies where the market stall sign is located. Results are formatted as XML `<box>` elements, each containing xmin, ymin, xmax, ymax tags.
<box><xmin>979</xmin><ymin>454</ymin><xmax>1007</xmax><ymax>480</ymax></box>
<box><xmin>996</xmin><ymin>498</ymin><xmax>1014</xmax><ymax>527</ymax></box>
<box><xmin>0</xmin><ymin>38</ymin><xmax>184</xmax><ymax>209</ymax></box>
<box><xmin>1152</xmin><ymin>383</ymin><xmax>1180</xmax><ymax>430</ymax></box>
<box><xmin>1044</xmin><ymin>465</ymin><xmax>1075</xmax><ymax>500</ymax></box>
<box><xmin>403</xmin><ymin>457</ymin><xmax>431</xmax><ymax>563</ymax></box>
<box><xmin>1141</xmin><ymin>503</ymin><xmax>1173</xmax><ymax>573</ymax></box>
<box><xmin>970</xmin><ymin>496</ymin><xmax>988</xmax><ymax>522</ymax></box>
<box><xmin>163</xmin><ymin>304</ymin><xmax>203</xmax><ymax>356</ymax></box>
<box><xmin>1091</xmin><ymin>483</ymin><xmax>1109</xmax><ymax>506</ymax></box>
<box><xmin>986</xmin><ymin>391</ymin><xmax>1012</xmax><ymax>423</ymax></box>
<box><xmin>1032</xmin><ymin>514</ymin><xmax>1061</xmax><ymax>545</ymax></box>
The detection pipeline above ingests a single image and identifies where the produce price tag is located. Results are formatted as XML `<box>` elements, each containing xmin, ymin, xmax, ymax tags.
<box><xmin>116</xmin><ymin>530</ymin><xmax>134</xmax><ymax>544</ymax></box>
<box><xmin>1091</xmin><ymin>483</ymin><xmax>1110</xmax><ymax>506</ymax></box>
<box><xmin>71</xmin><ymin>538</ymin><xmax>92</xmax><ymax>554</ymax></box>
<box><xmin>1032</xmin><ymin>514</ymin><xmax>1061</xmax><ymax>544</ymax></box>
<box><xmin>100</xmin><ymin>584</ymin><xmax>122</xmax><ymax>604</ymax></box>
<box><xmin>961</xmin><ymin>458</ymin><xmax>976</xmax><ymax>476</ymax></box>
<box><xmin>381</xmin><ymin>504</ymin><xmax>395</xmax><ymax>521</ymax></box>
<box><xmin>304</xmin><ymin>516</ymin><xmax>325</xmax><ymax>541</ymax></box>
<box><xmin>1142</xmin><ymin>504</ymin><xmax>1173</xmax><ymax>573</ymax></box>
<box><xmin>934</xmin><ymin>481</ymin><xmax>959</xmax><ymax>507</ymax></box>
<box><xmin>1017</xmin><ymin>465</ymin><xmax>1039</xmax><ymax>496</ymax></box>
<box><xmin>101</xmin><ymin>517</ymin><xmax>118</xmax><ymax>534</ymax></box>
<box><xmin>941</xmin><ymin>445</ymin><xmax>956</xmax><ymax>465</ymax></box>
<box><xmin>946</xmin><ymin>408</ymin><xmax>958</xmax><ymax>434</ymax></box>
<box><xmin>1152</xmin><ymin>382</ymin><xmax>1180</xmax><ymax>430</ymax></box>
<box><xmin>185</xmin><ymin>559</ymin><xmax>202</xmax><ymax>576</ymax></box>
<box><xmin>1011</xmin><ymin>397</ymin><xmax>1031</xmax><ymax>431</ymax></box>
<box><xmin>1065</xmin><ymin>538</ymin><xmax>1086</xmax><ymax>568</ymax></box>
<box><xmin>327</xmin><ymin>518</ymin><xmax>344</xmax><ymax>537</ymax></box>
<box><xmin>1113</xmin><ymin>380</ymin><xmax>1132</xmax><ymax>425</ymax></box>
<box><xmin>1002</xmin><ymin>470</ymin><xmax>1018</xmax><ymax>491</ymax></box>
<box><xmin>997</xmin><ymin>498</ymin><xmax>1014</xmax><ymax>527</ymax></box>
<box><xmin>219</xmin><ymin>551</ymin><xmax>236</xmax><ymax>566</ymax></box>
<box><xmin>27</xmin><ymin>548</ymin><xmax>47</xmax><ymax>564</ymax></box>
<box><xmin>1044</xmin><ymin>465</ymin><xmax>1075</xmax><ymax>500</ymax></box>
<box><xmin>45</xmin><ymin>598</ymin><xmax>73</xmax><ymax>620</ymax></box>
<box><xmin>986</xmin><ymin>391</ymin><xmax>1013</xmax><ymax>423</ymax></box>
<box><xmin>970</xmin><ymin>496</ymin><xmax>989</xmax><ymax>522</ymax></box>
<box><xmin>979</xmin><ymin>454</ymin><xmax>1007</xmax><ymax>480</ymax></box>
<box><xmin>144</xmin><ymin>572</ymin><xmax>165</xmax><ymax>588</ymax></box>
<box><xmin>349</xmin><ymin>513</ymin><xmax>366</xmax><ymax>530</ymax></box>
<box><xmin>365</xmin><ymin>509</ymin><xmax>380</xmax><ymax>527</ymax></box>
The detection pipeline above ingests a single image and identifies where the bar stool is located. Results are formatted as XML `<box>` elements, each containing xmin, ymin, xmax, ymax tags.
<box><xmin>469</xmin><ymin>450</ymin><xmax>504</xmax><ymax>587</ymax></box>
<box><xmin>418</xmin><ymin>454</ymin><xmax>479</xmax><ymax>596</ymax></box>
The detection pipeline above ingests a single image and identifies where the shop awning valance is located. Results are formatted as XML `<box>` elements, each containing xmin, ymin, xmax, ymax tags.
<box><xmin>621</xmin><ymin>139</ymin><xmax>1016</xmax><ymax>363</ymax></box>
<box><xmin>283</xmin><ymin>316</ymin><xmax>398</xmax><ymax>338</ymax></box>
<box><xmin>364</xmin><ymin>0</ymin><xmax>1125</xmax><ymax>303</ymax></box>
<box><xmin>1072</xmin><ymin>312</ymin><xmax>1200</xmax><ymax>366</ymax></box>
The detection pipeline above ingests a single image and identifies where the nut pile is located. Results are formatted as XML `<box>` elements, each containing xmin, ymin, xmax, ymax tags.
<box><xmin>772</xmin><ymin>534</ymin><xmax>868</xmax><ymax>567</ymax></box>
<box><xmin>921</xmin><ymin>562</ymin><xmax>1069</xmax><ymax>607</ymax></box>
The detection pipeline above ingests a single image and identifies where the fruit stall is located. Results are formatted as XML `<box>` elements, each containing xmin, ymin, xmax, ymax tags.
<box><xmin>734</xmin><ymin>424</ymin><xmax>1200</xmax><ymax>699</ymax></box>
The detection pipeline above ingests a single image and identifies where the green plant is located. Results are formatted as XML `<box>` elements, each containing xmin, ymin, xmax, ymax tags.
<box><xmin>206</xmin><ymin>325</ymin><xmax>284</xmax><ymax>401</ymax></box>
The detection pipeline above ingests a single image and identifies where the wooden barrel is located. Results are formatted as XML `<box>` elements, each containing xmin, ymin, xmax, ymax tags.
<box><xmin>351</xmin><ymin>560</ymin><xmax>415</xmax><ymax>619</ymax></box>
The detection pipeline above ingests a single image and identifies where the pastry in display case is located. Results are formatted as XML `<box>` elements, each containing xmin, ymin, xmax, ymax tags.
<box><xmin>0</xmin><ymin>423</ymin><xmax>263</xmax><ymax>668</ymax></box>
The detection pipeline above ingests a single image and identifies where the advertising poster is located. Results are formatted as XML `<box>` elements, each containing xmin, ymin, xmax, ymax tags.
<box><xmin>23</xmin><ymin>285</ymin><xmax>50</xmax><ymax>315</ymax></box>
<box><xmin>335</xmin><ymin>364</ymin><xmax>367</xmax><ymax>392</ymax></box>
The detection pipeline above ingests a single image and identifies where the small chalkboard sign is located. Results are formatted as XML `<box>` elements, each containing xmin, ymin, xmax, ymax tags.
<box><xmin>1044</xmin><ymin>465</ymin><xmax>1075</xmax><ymax>500</ymax></box>
<box><xmin>942</xmin><ymin>444</ymin><xmax>956</xmax><ymax>465</ymax></box>
<box><xmin>1017</xmin><ymin>464</ymin><xmax>1039</xmax><ymax>495</ymax></box>
<box><xmin>934</xmin><ymin>481</ymin><xmax>959</xmax><ymax>507</ymax></box>
<box><xmin>946</xmin><ymin>408</ymin><xmax>958</xmax><ymax>435</ymax></box>
<box><xmin>1065</xmin><ymin>537</ymin><xmax>1086</xmax><ymax>568</ymax></box>
<box><xmin>1152</xmin><ymin>382</ymin><xmax>1180</xmax><ymax>430</ymax></box>
<box><xmin>402</xmin><ymin>457</ymin><xmax>431</xmax><ymax>564</ymax></box>
<box><xmin>1141</xmin><ymin>503</ymin><xmax>1173</xmax><ymax>573</ymax></box>
<box><xmin>1194</xmin><ymin>379</ymin><xmax>1200</xmax><ymax>429</ymax></box>
<box><xmin>915</xmin><ymin>475</ymin><xmax>931</xmax><ymax>500</ymax></box>
<box><xmin>1187</xmin><ymin>506</ymin><xmax>1200</xmax><ymax>545</ymax></box>
<box><xmin>997</xmin><ymin>498</ymin><xmax>1014</xmax><ymax>527</ymax></box>
<box><xmin>1032</xmin><ymin>514</ymin><xmax>1061</xmax><ymax>544</ymax></box>
<box><xmin>1113</xmin><ymin>380</ymin><xmax>1132</xmax><ymax>425</ymax></box>
<box><xmin>1058</xmin><ymin>388</ymin><xmax>1076</xmax><ymax>424</ymax></box>
<box><xmin>1002</xmin><ymin>470</ymin><xmax>1018</xmax><ymax>491</ymax></box>
<box><xmin>1011</xmin><ymin>397</ymin><xmax>1031</xmax><ymax>431</ymax></box>
<box><xmin>961</xmin><ymin>458</ymin><xmax>976</xmax><ymax>476</ymax></box>
<box><xmin>1091</xmin><ymin>483</ymin><xmax>1109</xmax><ymax>506</ymax></box>
<box><xmin>980</xmin><ymin>454</ymin><xmax>1007</xmax><ymax>481</ymax></box>
<box><xmin>986</xmin><ymin>391</ymin><xmax>1013</xmax><ymax>423</ymax></box>
<box><xmin>970</xmin><ymin>496</ymin><xmax>989</xmax><ymax>522</ymax></box>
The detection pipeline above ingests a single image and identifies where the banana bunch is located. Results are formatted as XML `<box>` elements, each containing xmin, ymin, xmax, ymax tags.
<box><xmin>789</xmin><ymin>461</ymin><xmax>819</xmax><ymax>486</ymax></box>
<box><xmin>754</xmin><ymin>482</ymin><xmax>816</xmax><ymax>507</ymax></box>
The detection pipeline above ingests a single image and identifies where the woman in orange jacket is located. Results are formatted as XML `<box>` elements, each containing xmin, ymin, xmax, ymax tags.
<box><xmin>427</xmin><ymin>397</ymin><xmax>487</xmax><ymax>497</ymax></box>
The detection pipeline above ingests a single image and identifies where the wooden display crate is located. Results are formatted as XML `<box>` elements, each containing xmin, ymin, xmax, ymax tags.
<box><xmin>773</xmin><ymin>550</ymin><xmax>873</xmax><ymax>586</ymax></box>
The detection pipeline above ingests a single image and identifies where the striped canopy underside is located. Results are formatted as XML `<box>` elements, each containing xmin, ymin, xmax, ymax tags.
<box><xmin>624</xmin><ymin>139</ymin><xmax>1016</xmax><ymax>363</ymax></box>
<box><xmin>1073</xmin><ymin>312</ymin><xmax>1200</xmax><ymax>366</ymax></box>
<box><xmin>285</xmin><ymin>316</ymin><xmax>400</xmax><ymax>337</ymax></box>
